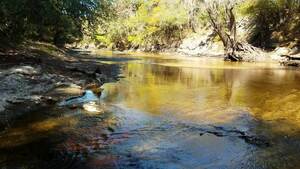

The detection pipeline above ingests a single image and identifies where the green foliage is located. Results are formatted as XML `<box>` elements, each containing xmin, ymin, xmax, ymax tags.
<box><xmin>4</xmin><ymin>0</ymin><xmax>300</xmax><ymax>50</ymax></box>
<box><xmin>96</xmin><ymin>0</ymin><xmax>191</xmax><ymax>50</ymax></box>
<box><xmin>240</xmin><ymin>0</ymin><xmax>300</xmax><ymax>48</ymax></box>
<box><xmin>0</xmin><ymin>0</ymin><xmax>112</xmax><ymax>46</ymax></box>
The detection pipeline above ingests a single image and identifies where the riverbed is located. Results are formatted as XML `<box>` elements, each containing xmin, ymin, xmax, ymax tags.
<box><xmin>1</xmin><ymin>51</ymin><xmax>300</xmax><ymax>169</ymax></box>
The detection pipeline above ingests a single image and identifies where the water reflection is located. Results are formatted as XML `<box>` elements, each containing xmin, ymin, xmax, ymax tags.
<box><xmin>99</xmin><ymin>53</ymin><xmax>300</xmax><ymax>168</ymax></box>
<box><xmin>2</xmin><ymin>52</ymin><xmax>300</xmax><ymax>169</ymax></box>
<box><xmin>101</xmin><ymin>57</ymin><xmax>300</xmax><ymax>128</ymax></box>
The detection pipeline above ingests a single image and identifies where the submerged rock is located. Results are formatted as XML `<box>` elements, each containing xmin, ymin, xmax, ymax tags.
<box><xmin>58</xmin><ymin>90</ymin><xmax>99</xmax><ymax>108</ymax></box>
<box><xmin>10</xmin><ymin>65</ymin><xmax>41</xmax><ymax>75</ymax></box>
<box><xmin>238</xmin><ymin>135</ymin><xmax>270</xmax><ymax>148</ymax></box>
<box><xmin>0</xmin><ymin>65</ymin><xmax>54</xmax><ymax>126</ymax></box>
<box><xmin>197</xmin><ymin>124</ymin><xmax>271</xmax><ymax>148</ymax></box>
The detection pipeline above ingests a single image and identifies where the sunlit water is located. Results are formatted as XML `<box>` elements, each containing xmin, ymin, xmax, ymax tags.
<box><xmin>1</xmin><ymin>51</ymin><xmax>300</xmax><ymax>169</ymax></box>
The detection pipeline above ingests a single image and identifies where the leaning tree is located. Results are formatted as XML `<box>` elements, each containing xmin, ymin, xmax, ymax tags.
<box><xmin>205</xmin><ymin>0</ymin><xmax>241</xmax><ymax>61</ymax></box>
<box><xmin>205</xmin><ymin>0</ymin><xmax>261</xmax><ymax>61</ymax></box>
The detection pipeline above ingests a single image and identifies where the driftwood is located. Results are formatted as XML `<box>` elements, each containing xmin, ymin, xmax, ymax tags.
<box><xmin>280</xmin><ymin>55</ymin><xmax>300</xmax><ymax>66</ymax></box>
<box><xmin>281</xmin><ymin>55</ymin><xmax>300</xmax><ymax>61</ymax></box>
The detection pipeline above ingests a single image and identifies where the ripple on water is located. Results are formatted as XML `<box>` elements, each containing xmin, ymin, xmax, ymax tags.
<box><xmin>2</xmin><ymin>53</ymin><xmax>300</xmax><ymax>169</ymax></box>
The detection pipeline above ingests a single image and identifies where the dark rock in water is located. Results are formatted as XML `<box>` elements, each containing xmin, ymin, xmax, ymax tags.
<box><xmin>6</xmin><ymin>99</ymin><xmax>22</xmax><ymax>105</ymax></box>
<box><xmin>107</xmin><ymin>126</ymin><xmax>115</xmax><ymax>132</ymax></box>
<box><xmin>58</xmin><ymin>90</ymin><xmax>99</xmax><ymax>108</ymax></box>
<box><xmin>196</xmin><ymin>124</ymin><xmax>271</xmax><ymax>148</ymax></box>
<box><xmin>207</xmin><ymin>131</ymin><xmax>225</xmax><ymax>137</ymax></box>
<box><xmin>238</xmin><ymin>135</ymin><xmax>271</xmax><ymax>148</ymax></box>
<box><xmin>42</xmin><ymin>96</ymin><xmax>58</xmax><ymax>105</ymax></box>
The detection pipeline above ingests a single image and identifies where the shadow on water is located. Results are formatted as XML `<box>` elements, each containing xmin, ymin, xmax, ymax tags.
<box><xmin>77</xmin><ymin>56</ymin><xmax>140</xmax><ymax>63</ymax></box>
<box><xmin>0</xmin><ymin>105</ymin><xmax>122</xmax><ymax>169</ymax></box>
<box><xmin>1</xmin><ymin>52</ymin><xmax>300</xmax><ymax>168</ymax></box>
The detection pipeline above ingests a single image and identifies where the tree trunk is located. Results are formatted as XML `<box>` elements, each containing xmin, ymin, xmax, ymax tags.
<box><xmin>206</xmin><ymin>2</ymin><xmax>242</xmax><ymax>61</ymax></box>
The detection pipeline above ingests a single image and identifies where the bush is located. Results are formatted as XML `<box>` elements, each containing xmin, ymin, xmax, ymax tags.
<box><xmin>240</xmin><ymin>0</ymin><xmax>300</xmax><ymax>48</ymax></box>
<box><xmin>95</xmin><ymin>0</ymin><xmax>191</xmax><ymax>50</ymax></box>
<box><xmin>0</xmin><ymin>0</ymin><xmax>111</xmax><ymax>46</ymax></box>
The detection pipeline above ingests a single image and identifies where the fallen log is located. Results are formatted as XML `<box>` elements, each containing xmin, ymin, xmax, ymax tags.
<box><xmin>281</xmin><ymin>55</ymin><xmax>300</xmax><ymax>61</ymax></box>
<box><xmin>280</xmin><ymin>55</ymin><xmax>300</xmax><ymax>66</ymax></box>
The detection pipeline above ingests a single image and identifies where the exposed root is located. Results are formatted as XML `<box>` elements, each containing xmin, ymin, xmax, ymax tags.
<box><xmin>225</xmin><ymin>42</ymin><xmax>265</xmax><ymax>62</ymax></box>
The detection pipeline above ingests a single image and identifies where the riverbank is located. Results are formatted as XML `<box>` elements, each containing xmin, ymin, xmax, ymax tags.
<box><xmin>0</xmin><ymin>42</ymin><xmax>120</xmax><ymax>130</ymax></box>
<box><xmin>83</xmin><ymin>31</ymin><xmax>298</xmax><ymax>64</ymax></box>
<box><xmin>1</xmin><ymin>45</ymin><xmax>300</xmax><ymax>168</ymax></box>
<box><xmin>0</xmin><ymin>40</ymin><xmax>297</xmax><ymax>130</ymax></box>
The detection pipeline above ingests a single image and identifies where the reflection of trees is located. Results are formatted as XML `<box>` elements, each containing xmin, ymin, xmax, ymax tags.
<box><xmin>100</xmin><ymin>60</ymin><xmax>300</xmax><ymax>168</ymax></box>
<box><xmin>105</xmin><ymin>61</ymin><xmax>300</xmax><ymax>130</ymax></box>
<box><xmin>104</xmin><ymin>62</ymin><xmax>246</xmax><ymax>116</ymax></box>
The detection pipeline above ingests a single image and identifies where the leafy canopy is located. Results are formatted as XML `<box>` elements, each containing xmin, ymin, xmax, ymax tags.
<box><xmin>0</xmin><ymin>0</ymin><xmax>112</xmax><ymax>46</ymax></box>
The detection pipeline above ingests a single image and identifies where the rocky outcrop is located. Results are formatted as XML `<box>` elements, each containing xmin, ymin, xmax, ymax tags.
<box><xmin>271</xmin><ymin>47</ymin><xmax>291</xmax><ymax>61</ymax></box>
<box><xmin>0</xmin><ymin>46</ymin><xmax>119</xmax><ymax>130</ymax></box>
<box><xmin>270</xmin><ymin>46</ymin><xmax>300</xmax><ymax>66</ymax></box>
<box><xmin>177</xmin><ymin>32</ymin><xmax>268</xmax><ymax>62</ymax></box>
<box><xmin>0</xmin><ymin>65</ymin><xmax>56</xmax><ymax>129</ymax></box>
<box><xmin>177</xmin><ymin>32</ymin><xmax>224</xmax><ymax>56</ymax></box>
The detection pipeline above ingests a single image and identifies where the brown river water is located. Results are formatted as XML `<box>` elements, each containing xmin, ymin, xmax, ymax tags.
<box><xmin>1</xmin><ymin>51</ymin><xmax>300</xmax><ymax>169</ymax></box>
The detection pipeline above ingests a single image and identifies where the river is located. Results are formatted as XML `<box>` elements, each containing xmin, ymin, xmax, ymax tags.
<box><xmin>1</xmin><ymin>51</ymin><xmax>300</xmax><ymax>169</ymax></box>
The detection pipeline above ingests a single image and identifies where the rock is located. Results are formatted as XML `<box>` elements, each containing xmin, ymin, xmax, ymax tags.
<box><xmin>238</xmin><ymin>135</ymin><xmax>270</xmax><ymax>147</ymax></box>
<box><xmin>177</xmin><ymin>32</ymin><xmax>224</xmax><ymax>56</ymax></box>
<box><xmin>290</xmin><ymin>46</ymin><xmax>300</xmax><ymax>55</ymax></box>
<box><xmin>6</xmin><ymin>98</ymin><xmax>22</xmax><ymax>105</ymax></box>
<box><xmin>77</xmin><ymin>80</ymin><xmax>87</xmax><ymax>86</ymax></box>
<box><xmin>271</xmin><ymin>47</ymin><xmax>291</xmax><ymax>61</ymax></box>
<box><xmin>95</xmin><ymin>73</ymin><xmax>107</xmax><ymax>83</ymax></box>
<box><xmin>58</xmin><ymin>90</ymin><xmax>98</xmax><ymax>107</ymax></box>
<box><xmin>11</xmin><ymin>65</ymin><xmax>41</xmax><ymax>75</ymax></box>
<box><xmin>0</xmin><ymin>45</ymin><xmax>119</xmax><ymax>131</ymax></box>
<box><xmin>41</xmin><ymin>96</ymin><xmax>58</xmax><ymax>104</ymax></box>
<box><xmin>40</xmin><ymin>74</ymin><xmax>51</xmax><ymax>81</ymax></box>
<box><xmin>207</xmin><ymin>131</ymin><xmax>225</xmax><ymax>137</ymax></box>
<box><xmin>55</xmin><ymin>82</ymin><xmax>82</xmax><ymax>89</ymax></box>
